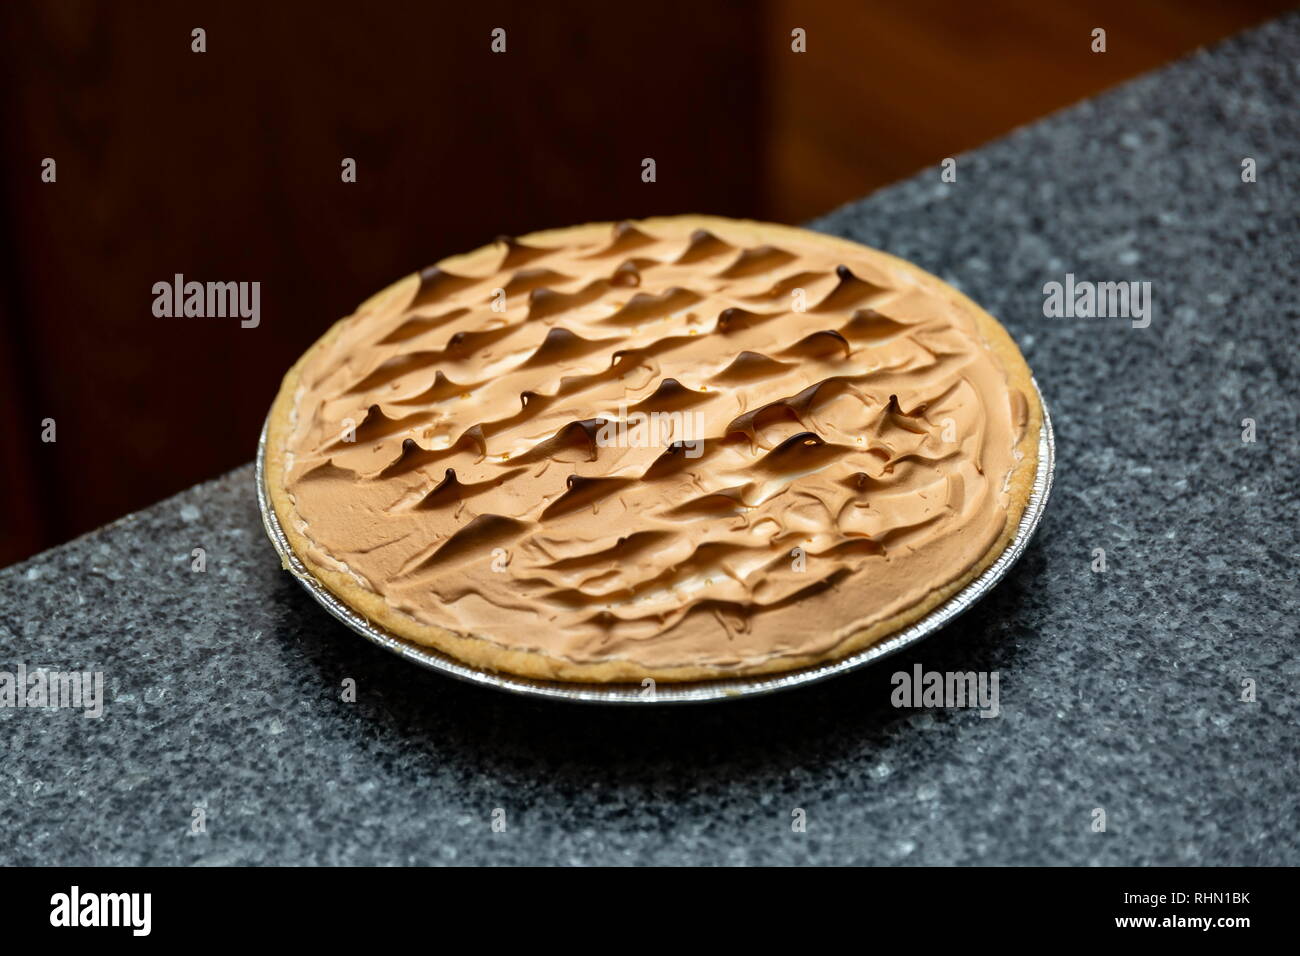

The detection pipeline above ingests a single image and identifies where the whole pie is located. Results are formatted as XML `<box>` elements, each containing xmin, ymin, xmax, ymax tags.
<box><xmin>266</xmin><ymin>216</ymin><xmax>1042</xmax><ymax>682</ymax></box>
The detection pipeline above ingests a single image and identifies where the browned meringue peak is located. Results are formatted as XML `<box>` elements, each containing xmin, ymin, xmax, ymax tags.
<box><xmin>629</xmin><ymin>377</ymin><xmax>708</xmax><ymax>411</ymax></box>
<box><xmin>581</xmin><ymin>220</ymin><xmax>657</xmax><ymax>258</ymax></box>
<box><xmin>714</xmin><ymin>350</ymin><xmax>794</xmax><ymax>382</ymax></box>
<box><xmin>675</xmin><ymin>228</ymin><xmax>733</xmax><ymax>264</ymax></box>
<box><xmin>526</xmin><ymin>280</ymin><xmax>611</xmax><ymax>320</ymax></box>
<box><xmin>390</xmin><ymin>370</ymin><xmax>469</xmax><ymax>405</ymax></box>
<box><xmin>494</xmin><ymin>234</ymin><xmax>552</xmax><ymax>269</ymax></box>
<box><xmin>375</xmin><ymin>436</ymin><xmax>467</xmax><ymax>478</ymax></box>
<box><xmin>412</xmin><ymin>466</ymin><xmax>526</xmax><ymax>512</ymax></box>
<box><xmin>718</xmin><ymin>244</ymin><xmax>797</xmax><ymax>278</ymax></box>
<box><xmin>378</xmin><ymin>307</ymin><xmax>471</xmax><ymax>344</ymax></box>
<box><xmin>282</xmin><ymin>220</ymin><xmax>1030</xmax><ymax>671</ymax></box>
<box><xmin>410</xmin><ymin>265</ymin><xmax>481</xmax><ymax>309</ymax></box>
<box><xmin>501</xmin><ymin>268</ymin><xmax>572</xmax><ymax>297</ymax></box>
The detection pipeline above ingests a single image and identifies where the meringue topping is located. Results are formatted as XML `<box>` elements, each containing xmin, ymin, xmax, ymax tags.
<box><xmin>278</xmin><ymin>219</ymin><xmax>1034</xmax><ymax>675</ymax></box>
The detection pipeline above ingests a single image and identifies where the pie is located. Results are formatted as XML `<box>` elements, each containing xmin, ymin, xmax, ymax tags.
<box><xmin>265</xmin><ymin>216</ymin><xmax>1042</xmax><ymax>682</ymax></box>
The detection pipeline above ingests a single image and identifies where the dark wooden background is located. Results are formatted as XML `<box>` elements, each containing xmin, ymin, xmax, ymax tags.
<box><xmin>1</xmin><ymin>0</ymin><xmax>1291</xmax><ymax>567</ymax></box>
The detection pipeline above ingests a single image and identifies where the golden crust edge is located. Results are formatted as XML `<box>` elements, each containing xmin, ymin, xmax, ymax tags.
<box><xmin>265</xmin><ymin>215</ymin><xmax>1044</xmax><ymax>684</ymax></box>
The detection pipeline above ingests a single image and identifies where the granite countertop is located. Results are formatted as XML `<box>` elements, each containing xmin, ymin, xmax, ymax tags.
<box><xmin>2</xmin><ymin>16</ymin><xmax>1296</xmax><ymax>866</ymax></box>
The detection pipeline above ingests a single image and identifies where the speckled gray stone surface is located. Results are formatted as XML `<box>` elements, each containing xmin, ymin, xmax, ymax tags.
<box><xmin>2</xmin><ymin>17</ymin><xmax>1297</xmax><ymax>866</ymax></box>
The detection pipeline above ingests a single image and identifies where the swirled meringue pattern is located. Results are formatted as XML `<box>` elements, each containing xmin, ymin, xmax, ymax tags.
<box><xmin>266</xmin><ymin>216</ymin><xmax>1041</xmax><ymax>682</ymax></box>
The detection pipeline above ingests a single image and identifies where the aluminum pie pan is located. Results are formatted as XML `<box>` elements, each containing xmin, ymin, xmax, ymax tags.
<box><xmin>256</xmin><ymin>381</ymin><xmax>1054</xmax><ymax>704</ymax></box>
